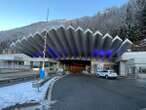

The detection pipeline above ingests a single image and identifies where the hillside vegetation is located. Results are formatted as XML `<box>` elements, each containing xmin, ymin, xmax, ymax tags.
<box><xmin>0</xmin><ymin>0</ymin><xmax>145</xmax><ymax>53</ymax></box>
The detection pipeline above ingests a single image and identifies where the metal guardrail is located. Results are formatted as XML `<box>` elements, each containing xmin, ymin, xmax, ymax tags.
<box><xmin>32</xmin><ymin>73</ymin><xmax>56</xmax><ymax>88</ymax></box>
<box><xmin>0</xmin><ymin>64</ymin><xmax>30</xmax><ymax>70</ymax></box>
<box><xmin>0</xmin><ymin>71</ymin><xmax>57</xmax><ymax>86</ymax></box>
<box><xmin>0</xmin><ymin>74</ymin><xmax>38</xmax><ymax>86</ymax></box>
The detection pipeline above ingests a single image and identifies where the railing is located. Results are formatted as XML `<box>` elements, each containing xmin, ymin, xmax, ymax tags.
<box><xmin>0</xmin><ymin>64</ymin><xmax>30</xmax><ymax>69</ymax></box>
<box><xmin>0</xmin><ymin>64</ymin><xmax>31</xmax><ymax>73</ymax></box>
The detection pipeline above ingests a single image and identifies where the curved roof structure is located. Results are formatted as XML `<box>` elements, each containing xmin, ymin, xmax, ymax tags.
<box><xmin>10</xmin><ymin>26</ymin><xmax>133</xmax><ymax>60</ymax></box>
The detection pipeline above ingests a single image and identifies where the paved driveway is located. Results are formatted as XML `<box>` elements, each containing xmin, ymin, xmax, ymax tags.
<box><xmin>50</xmin><ymin>74</ymin><xmax>146</xmax><ymax>110</ymax></box>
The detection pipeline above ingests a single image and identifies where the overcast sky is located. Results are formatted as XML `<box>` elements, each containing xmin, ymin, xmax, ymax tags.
<box><xmin>0</xmin><ymin>0</ymin><xmax>128</xmax><ymax>31</ymax></box>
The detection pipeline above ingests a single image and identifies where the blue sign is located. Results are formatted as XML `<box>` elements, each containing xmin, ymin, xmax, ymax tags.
<box><xmin>39</xmin><ymin>68</ymin><xmax>45</xmax><ymax>79</ymax></box>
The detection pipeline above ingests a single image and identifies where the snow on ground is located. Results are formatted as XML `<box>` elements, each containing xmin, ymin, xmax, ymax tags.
<box><xmin>0</xmin><ymin>76</ymin><xmax>60</xmax><ymax>109</ymax></box>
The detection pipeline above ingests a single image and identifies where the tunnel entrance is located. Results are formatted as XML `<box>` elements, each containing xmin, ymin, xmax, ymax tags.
<box><xmin>59</xmin><ymin>60</ymin><xmax>91</xmax><ymax>73</ymax></box>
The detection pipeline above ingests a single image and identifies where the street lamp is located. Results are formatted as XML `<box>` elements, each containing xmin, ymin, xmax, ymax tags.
<box><xmin>41</xmin><ymin>8</ymin><xmax>49</xmax><ymax>78</ymax></box>
<box><xmin>42</xmin><ymin>34</ymin><xmax>47</xmax><ymax>77</ymax></box>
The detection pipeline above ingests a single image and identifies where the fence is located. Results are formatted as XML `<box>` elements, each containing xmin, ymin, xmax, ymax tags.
<box><xmin>0</xmin><ymin>64</ymin><xmax>31</xmax><ymax>73</ymax></box>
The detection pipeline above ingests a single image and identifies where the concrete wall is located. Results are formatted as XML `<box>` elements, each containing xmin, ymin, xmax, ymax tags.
<box><xmin>119</xmin><ymin>61</ymin><xmax>127</xmax><ymax>76</ymax></box>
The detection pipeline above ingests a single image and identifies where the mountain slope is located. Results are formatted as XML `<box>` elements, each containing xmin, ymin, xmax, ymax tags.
<box><xmin>0</xmin><ymin>19</ymin><xmax>67</xmax><ymax>41</ymax></box>
<box><xmin>0</xmin><ymin>0</ymin><xmax>145</xmax><ymax>53</ymax></box>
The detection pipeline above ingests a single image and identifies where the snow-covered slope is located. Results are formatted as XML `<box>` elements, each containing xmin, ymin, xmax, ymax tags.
<box><xmin>0</xmin><ymin>76</ymin><xmax>61</xmax><ymax>109</ymax></box>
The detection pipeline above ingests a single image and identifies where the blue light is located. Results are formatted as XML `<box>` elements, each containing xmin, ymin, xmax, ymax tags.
<box><xmin>99</xmin><ymin>50</ymin><xmax>105</xmax><ymax>56</ymax></box>
<box><xmin>48</xmin><ymin>48</ymin><xmax>58</xmax><ymax>58</ymax></box>
<box><xmin>106</xmin><ymin>50</ymin><xmax>112</xmax><ymax>61</ymax></box>
<box><xmin>98</xmin><ymin>50</ymin><xmax>105</xmax><ymax>62</ymax></box>
<box><xmin>106</xmin><ymin>50</ymin><xmax>112</xmax><ymax>56</ymax></box>
<box><xmin>51</xmin><ymin>48</ymin><xmax>60</xmax><ymax>58</ymax></box>
<box><xmin>35</xmin><ymin>50</ymin><xmax>43</xmax><ymax>57</ymax></box>
<box><xmin>92</xmin><ymin>49</ymin><xmax>98</xmax><ymax>57</ymax></box>
<box><xmin>47</xmin><ymin>50</ymin><xmax>55</xmax><ymax>58</ymax></box>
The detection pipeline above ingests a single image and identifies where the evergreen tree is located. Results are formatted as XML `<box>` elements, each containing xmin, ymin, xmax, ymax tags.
<box><xmin>141</xmin><ymin>2</ymin><xmax>146</xmax><ymax>40</ymax></box>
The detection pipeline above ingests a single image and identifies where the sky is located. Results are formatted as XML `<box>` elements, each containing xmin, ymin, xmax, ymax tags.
<box><xmin>0</xmin><ymin>0</ymin><xmax>128</xmax><ymax>31</ymax></box>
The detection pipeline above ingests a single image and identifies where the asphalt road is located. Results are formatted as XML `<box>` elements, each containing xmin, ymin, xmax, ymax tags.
<box><xmin>50</xmin><ymin>74</ymin><xmax>146</xmax><ymax>110</ymax></box>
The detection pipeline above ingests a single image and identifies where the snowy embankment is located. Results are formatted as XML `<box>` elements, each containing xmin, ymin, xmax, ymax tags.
<box><xmin>0</xmin><ymin>76</ymin><xmax>61</xmax><ymax>109</ymax></box>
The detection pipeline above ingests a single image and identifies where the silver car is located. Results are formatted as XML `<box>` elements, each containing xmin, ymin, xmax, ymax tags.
<box><xmin>96</xmin><ymin>70</ymin><xmax>118</xmax><ymax>79</ymax></box>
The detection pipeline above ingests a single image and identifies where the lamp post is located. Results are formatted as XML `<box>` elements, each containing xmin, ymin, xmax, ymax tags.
<box><xmin>42</xmin><ymin>8</ymin><xmax>49</xmax><ymax>77</ymax></box>
<box><xmin>42</xmin><ymin>34</ymin><xmax>47</xmax><ymax>77</ymax></box>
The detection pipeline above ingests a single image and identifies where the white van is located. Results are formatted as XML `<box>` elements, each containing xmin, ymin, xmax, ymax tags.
<box><xmin>96</xmin><ymin>70</ymin><xmax>118</xmax><ymax>79</ymax></box>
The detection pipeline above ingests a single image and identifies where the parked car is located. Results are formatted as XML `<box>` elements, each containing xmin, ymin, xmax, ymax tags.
<box><xmin>96</xmin><ymin>70</ymin><xmax>118</xmax><ymax>79</ymax></box>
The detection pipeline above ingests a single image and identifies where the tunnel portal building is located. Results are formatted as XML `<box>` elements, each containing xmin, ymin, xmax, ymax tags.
<box><xmin>10</xmin><ymin>26</ymin><xmax>133</xmax><ymax>75</ymax></box>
